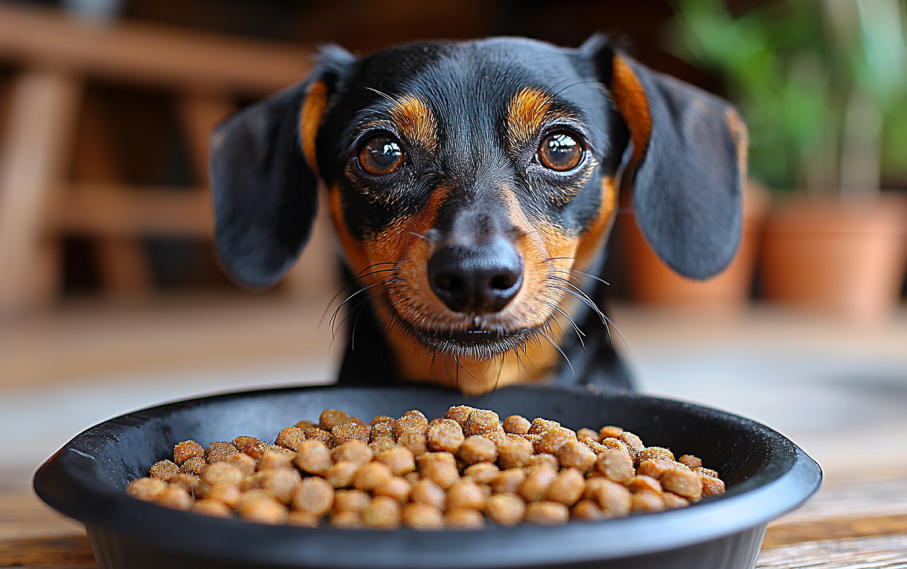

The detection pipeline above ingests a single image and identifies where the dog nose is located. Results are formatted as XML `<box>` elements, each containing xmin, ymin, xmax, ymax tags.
<box><xmin>428</xmin><ymin>240</ymin><xmax>523</xmax><ymax>313</ymax></box>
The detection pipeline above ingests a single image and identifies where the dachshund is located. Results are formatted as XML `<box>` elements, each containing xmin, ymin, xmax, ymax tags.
<box><xmin>209</xmin><ymin>35</ymin><xmax>747</xmax><ymax>396</ymax></box>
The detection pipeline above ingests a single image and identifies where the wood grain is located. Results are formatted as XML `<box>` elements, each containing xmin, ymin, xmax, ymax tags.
<box><xmin>757</xmin><ymin>535</ymin><xmax>907</xmax><ymax>568</ymax></box>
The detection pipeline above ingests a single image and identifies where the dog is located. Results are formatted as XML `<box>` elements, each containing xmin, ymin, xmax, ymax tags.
<box><xmin>209</xmin><ymin>35</ymin><xmax>746</xmax><ymax>396</ymax></box>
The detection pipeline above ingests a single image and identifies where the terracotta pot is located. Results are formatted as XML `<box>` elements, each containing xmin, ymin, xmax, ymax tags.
<box><xmin>759</xmin><ymin>194</ymin><xmax>907</xmax><ymax>323</ymax></box>
<box><xmin>622</xmin><ymin>182</ymin><xmax>768</xmax><ymax>311</ymax></box>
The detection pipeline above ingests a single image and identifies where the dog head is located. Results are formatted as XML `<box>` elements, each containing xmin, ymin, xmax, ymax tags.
<box><xmin>210</xmin><ymin>36</ymin><xmax>747</xmax><ymax>393</ymax></box>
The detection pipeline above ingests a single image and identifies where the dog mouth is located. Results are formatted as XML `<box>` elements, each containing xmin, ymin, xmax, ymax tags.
<box><xmin>393</xmin><ymin>314</ymin><xmax>540</xmax><ymax>359</ymax></box>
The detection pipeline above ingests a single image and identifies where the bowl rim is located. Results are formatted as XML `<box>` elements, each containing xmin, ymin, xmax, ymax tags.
<box><xmin>34</xmin><ymin>383</ymin><xmax>823</xmax><ymax>568</ymax></box>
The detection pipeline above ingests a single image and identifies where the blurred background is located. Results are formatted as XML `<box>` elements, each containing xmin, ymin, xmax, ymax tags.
<box><xmin>1</xmin><ymin>0</ymin><xmax>906</xmax><ymax>487</ymax></box>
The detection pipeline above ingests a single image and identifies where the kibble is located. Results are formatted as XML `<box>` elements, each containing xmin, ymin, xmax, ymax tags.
<box><xmin>128</xmin><ymin>405</ymin><xmax>725</xmax><ymax>528</ymax></box>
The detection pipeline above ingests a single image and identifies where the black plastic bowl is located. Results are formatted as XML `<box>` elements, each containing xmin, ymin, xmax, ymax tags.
<box><xmin>34</xmin><ymin>384</ymin><xmax>821</xmax><ymax>569</ymax></box>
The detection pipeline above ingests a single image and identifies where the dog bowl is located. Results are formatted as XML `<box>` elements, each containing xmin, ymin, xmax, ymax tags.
<box><xmin>34</xmin><ymin>384</ymin><xmax>821</xmax><ymax>569</ymax></box>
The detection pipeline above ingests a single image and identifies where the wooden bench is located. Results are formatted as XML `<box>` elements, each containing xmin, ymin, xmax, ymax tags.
<box><xmin>0</xmin><ymin>4</ymin><xmax>334</xmax><ymax>316</ymax></box>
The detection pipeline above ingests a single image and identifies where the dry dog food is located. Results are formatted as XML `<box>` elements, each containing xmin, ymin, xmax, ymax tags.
<box><xmin>127</xmin><ymin>406</ymin><xmax>725</xmax><ymax>529</ymax></box>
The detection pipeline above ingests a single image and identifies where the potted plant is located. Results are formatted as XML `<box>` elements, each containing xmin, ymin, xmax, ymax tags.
<box><xmin>665</xmin><ymin>0</ymin><xmax>907</xmax><ymax>322</ymax></box>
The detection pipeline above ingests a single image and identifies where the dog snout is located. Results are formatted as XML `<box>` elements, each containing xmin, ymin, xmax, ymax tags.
<box><xmin>428</xmin><ymin>239</ymin><xmax>523</xmax><ymax>313</ymax></box>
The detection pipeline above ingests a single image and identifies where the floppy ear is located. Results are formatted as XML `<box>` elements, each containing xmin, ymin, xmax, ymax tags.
<box><xmin>210</xmin><ymin>52</ymin><xmax>349</xmax><ymax>289</ymax></box>
<box><xmin>583</xmin><ymin>36</ymin><xmax>747</xmax><ymax>280</ymax></box>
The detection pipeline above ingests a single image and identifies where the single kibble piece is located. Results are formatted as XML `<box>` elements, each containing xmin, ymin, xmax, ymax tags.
<box><xmin>492</xmin><ymin>468</ymin><xmax>526</xmax><ymax>495</ymax></box>
<box><xmin>262</xmin><ymin>468</ymin><xmax>302</xmax><ymax>504</ymax></box>
<box><xmin>535</xmin><ymin>427</ymin><xmax>577</xmax><ymax>455</ymax></box>
<box><xmin>458</xmin><ymin>436</ymin><xmax>498</xmax><ymax>465</ymax></box>
<box><xmin>637</xmin><ymin>459</ymin><xmax>681</xmax><ymax>480</ymax></box>
<box><xmin>444</xmin><ymin>405</ymin><xmax>476</xmax><ymax>427</ymax></box>
<box><xmin>239</xmin><ymin>471</ymin><xmax>265</xmax><ymax>492</ymax></box>
<box><xmin>447</xmin><ymin>479</ymin><xmax>487</xmax><ymax>511</ymax></box>
<box><xmin>662</xmin><ymin>492</ymin><xmax>690</xmax><ymax>509</ymax></box>
<box><xmin>319</xmin><ymin>409</ymin><xmax>352</xmax><ymax>431</ymax></box>
<box><xmin>156</xmin><ymin>486</ymin><xmax>193</xmax><ymax>511</ymax></box>
<box><xmin>589</xmin><ymin>479</ymin><xmax>632</xmax><ymax>518</ymax></box>
<box><xmin>576</xmin><ymin>428</ymin><xmax>598</xmax><ymax>441</ymax></box>
<box><xmin>257</xmin><ymin>448</ymin><xmax>295</xmax><ymax>471</ymax></box>
<box><xmin>370</xmin><ymin>439</ymin><xmax>396</xmax><ymax>454</ymax></box>
<box><xmin>598</xmin><ymin>438</ymin><xmax>630</xmax><ymax>455</ymax></box>
<box><xmin>237</xmin><ymin>494</ymin><xmax>288</xmax><ymax>525</ymax></box>
<box><xmin>599</xmin><ymin>426</ymin><xmax>623</xmax><ymax>440</ymax></box>
<box><xmin>360</xmin><ymin>495</ymin><xmax>402</xmax><ymax>529</ymax></box>
<box><xmin>694</xmin><ymin>467</ymin><xmax>720</xmax><ymax>478</ymax></box>
<box><xmin>631</xmin><ymin>490</ymin><xmax>666</xmax><ymax>513</ymax></box>
<box><xmin>520</xmin><ymin>465</ymin><xmax>557</xmax><ymax>502</ymax></box>
<box><xmin>173</xmin><ymin>440</ymin><xmax>205</xmax><ymax>465</ymax></box>
<box><xmin>411</xmin><ymin>479</ymin><xmax>446</xmax><ymax>511</ymax></box>
<box><xmin>626</xmin><ymin>475</ymin><xmax>662</xmax><ymax>494</ymax></box>
<box><xmin>596</xmin><ymin>449</ymin><xmax>634</xmax><ymax>483</ymax></box>
<box><xmin>403</xmin><ymin>503</ymin><xmax>445</xmax><ymax>529</ymax></box>
<box><xmin>332</xmin><ymin>421</ymin><xmax>370</xmax><ymax>446</ymax></box>
<box><xmin>333</xmin><ymin>489</ymin><xmax>370</xmax><ymax>513</ymax></box>
<box><xmin>700</xmin><ymin>474</ymin><xmax>726</xmax><ymax>497</ymax></box>
<box><xmin>526</xmin><ymin>453</ymin><xmax>559</xmax><ymax>471</ymax></box>
<box><xmin>294</xmin><ymin>440</ymin><xmax>332</xmax><ymax>476</ymax></box>
<box><xmin>463</xmin><ymin>409</ymin><xmax>501</xmax><ymax>437</ymax></box>
<box><xmin>304</xmin><ymin>428</ymin><xmax>332</xmax><ymax>446</ymax></box>
<box><xmin>374</xmin><ymin>447</ymin><xmax>416</xmax><ymax>476</ymax></box>
<box><xmin>557</xmin><ymin>440</ymin><xmax>597</xmax><ymax>472</ymax></box>
<box><xmin>502</xmin><ymin>415</ymin><xmax>531</xmax><ymax>435</ymax></box>
<box><xmin>193</xmin><ymin>499</ymin><xmax>233</xmax><ymax>518</ymax></box>
<box><xmin>224</xmin><ymin>452</ymin><xmax>257</xmax><ymax>477</ymax></box>
<box><xmin>150</xmin><ymin>460</ymin><xmax>180</xmax><ymax>481</ymax></box>
<box><xmin>294</xmin><ymin>420</ymin><xmax>316</xmax><ymax>431</ymax></box>
<box><xmin>371</xmin><ymin>415</ymin><xmax>395</xmax><ymax>426</ymax></box>
<box><xmin>292</xmin><ymin>477</ymin><xmax>335</xmax><ymax>517</ymax></box>
<box><xmin>678</xmin><ymin>454</ymin><xmax>703</xmax><ymax>469</ymax></box>
<box><xmin>331</xmin><ymin>510</ymin><xmax>361</xmax><ymax>528</ymax></box>
<box><xmin>287</xmin><ymin>511</ymin><xmax>319</xmax><ymax>528</ymax></box>
<box><xmin>332</xmin><ymin>440</ymin><xmax>373</xmax><ymax>467</ymax></box>
<box><xmin>395</xmin><ymin>413</ymin><xmax>428</xmax><ymax>438</ymax></box>
<box><xmin>205</xmin><ymin>442</ymin><xmax>237</xmax><ymax>464</ymax></box>
<box><xmin>618</xmin><ymin>432</ymin><xmax>645</xmax><ymax>462</ymax></box>
<box><xmin>661</xmin><ymin>469</ymin><xmax>703</xmax><ymax>501</ymax></box>
<box><xmin>127</xmin><ymin>477</ymin><xmax>168</xmax><ymax>501</ymax></box>
<box><xmin>323</xmin><ymin>461</ymin><xmax>357</xmax><ymax>489</ymax></box>
<box><xmin>374</xmin><ymin>477</ymin><xmax>413</xmax><ymax>505</ymax></box>
<box><xmin>638</xmin><ymin>447</ymin><xmax>675</xmax><ymax>463</ymax></box>
<box><xmin>370</xmin><ymin>421</ymin><xmax>396</xmax><ymax>443</ymax></box>
<box><xmin>464</xmin><ymin>462</ymin><xmax>500</xmax><ymax>485</ymax></box>
<box><xmin>446</xmin><ymin>508</ymin><xmax>485</xmax><ymax>529</ymax></box>
<box><xmin>427</xmin><ymin>419</ymin><xmax>465</xmax><ymax>453</ymax></box>
<box><xmin>169</xmin><ymin>473</ymin><xmax>201</xmax><ymax>494</ymax></box>
<box><xmin>179</xmin><ymin>456</ymin><xmax>208</xmax><ymax>476</ymax></box>
<box><xmin>396</xmin><ymin>429</ymin><xmax>428</xmax><ymax>456</ymax></box>
<box><xmin>571</xmin><ymin>499</ymin><xmax>603</xmax><ymax>521</ymax></box>
<box><xmin>417</xmin><ymin>452</ymin><xmax>460</xmax><ymax>489</ymax></box>
<box><xmin>352</xmin><ymin>461</ymin><xmax>394</xmax><ymax>492</ymax></box>
<box><xmin>204</xmin><ymin>482</ymin><xmax>241</xmax><ymax>507</ymax></box>
<box><xmin>496</xmin><ymin>436</ymin><xmax>533</xmax><ymax>469</ymax></box>
<box><xmin>485</xmin><ymin>493</ymin><xmax>526</xmax><ymax>526</ymax></box>
<box><xmin>546</xmin><ymin>468</ymin><xmax>585</xmax><ymax>506</ymax></box>
<box><xmin>202</xmin><ymin>461</ymin><xmax>244</xmax><ymax>487</ymax></box>
<box><xmin>238</xmin><ymin>438</ymin><xmax>269</xmax><ymax>460</ymax></box>
<box><xmin>275</xmin><ymin>427</ymin><xmax>307</xmax><ymax>451</ymax></box>
<box><xmin>524</xmin><ymin>501</ymin><xmax>569</xmax><ymax>525</ymax></box>
<box><xmin>527</xmin><ymin>418</ymin><xmax>560</xmax><ymax>436</ymax></box>
<box><xmin>582</xmin><ymin>440</ymin><xmax>608</xmax><ymax>456</ymax></box>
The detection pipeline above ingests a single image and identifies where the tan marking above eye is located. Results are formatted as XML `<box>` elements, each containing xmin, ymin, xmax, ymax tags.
<box><xmin>506</xmin><ymin>87</ymin><xmax>551</xmax><ymax>149</ymax></box>
<box><xmin>388</xmin><ymin>95</ymin><xmax>438</xmax><ymax>153</ymax></box>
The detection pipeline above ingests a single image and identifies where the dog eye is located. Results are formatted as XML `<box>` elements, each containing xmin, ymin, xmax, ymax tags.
<box><xmin>358</xmin><ymin>135</ymin><xmax>404</xmax><ymax>176</ymax></box>
<box><xmin>538</xmin><ymin>132</ymin><xmax>583</xmax><ymax>171</ymax></box>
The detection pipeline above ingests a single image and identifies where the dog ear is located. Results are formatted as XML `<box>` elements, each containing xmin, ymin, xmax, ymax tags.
<box><xmin>582</xmin><ymin>36</ymin><xmax>747</xmax><ymax>280</ymax></box>
<box><xmin>210</xmin><ymin>49</ymin><xmax>352</xmax><ymax>289</ymax></box>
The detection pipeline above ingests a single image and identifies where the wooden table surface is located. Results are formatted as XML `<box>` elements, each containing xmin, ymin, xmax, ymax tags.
<box><xmin>3</xmin><ymin>473</ymin><xmax>906</xmax><ymax>569</ymax></box>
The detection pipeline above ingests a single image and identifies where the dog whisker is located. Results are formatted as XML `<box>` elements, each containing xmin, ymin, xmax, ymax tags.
<box><xmin>539</xmin><ymin>328</ymin><xmax>575</xmax><ymax>375</ymax></box>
